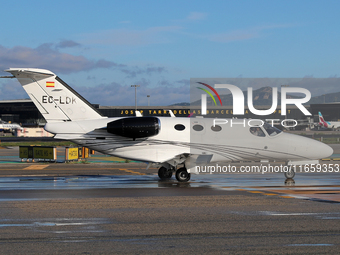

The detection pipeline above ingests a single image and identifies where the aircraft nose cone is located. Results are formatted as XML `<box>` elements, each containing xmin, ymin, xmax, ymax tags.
<box><xmin>284</xmin><ymin>134</ymin><xmax>333</xmax><ymax>160</ymax></box>
<box><xmin>301</xmin><ymin>138</ymin><xmax>333</xmax><ymax>159</ymax></box>
<box><xmin>319</xmin><ymin>142</ymin><xmax>333</xmax><ymax>159</ymax></box>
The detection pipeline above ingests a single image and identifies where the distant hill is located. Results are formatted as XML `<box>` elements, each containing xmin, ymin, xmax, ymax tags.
<box><xmin>170</xmin><ymin>102</ymin><xmax>190</xmax><ymax>106</ymax></box>
<box><xmin>308</xmin><ymin>92</ymin><xmax>340</xmax><ymax>104</ymax></box>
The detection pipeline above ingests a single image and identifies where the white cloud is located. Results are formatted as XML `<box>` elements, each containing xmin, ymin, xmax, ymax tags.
<box><xmin>186</xmin><ymin>12</ymin><xmax>208</xmax><ymax>21</ymax></box>
<box><xmin>0</xmin><ymin>44</ymin><xmax>120</xmax><ymax>74</ymax></box>
<box><xmin>56</xmin><ymin>40</ymin><xmax>81</xmax><ymax>48</ymax></box>
<box><xmin>121</xmin><ymin>66</ymin><xmax>167</xmax><ymax>78</ymax></box>
<box><xmin>0</xmin><ymin>43</ymin><xmax>167</xmax><ymax>77</ymax></box>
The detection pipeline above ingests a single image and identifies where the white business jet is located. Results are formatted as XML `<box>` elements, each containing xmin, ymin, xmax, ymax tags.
<box><xmin>1</xmin><ymin>68</ymin><xmax>333</xmax><ymax>181</ymax></box>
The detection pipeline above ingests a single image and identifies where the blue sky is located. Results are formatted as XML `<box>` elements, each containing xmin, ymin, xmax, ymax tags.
<box><xmin>0</xmin><ymin>0</ymin><xmax>339</xmax><ymax>106</ymax></box>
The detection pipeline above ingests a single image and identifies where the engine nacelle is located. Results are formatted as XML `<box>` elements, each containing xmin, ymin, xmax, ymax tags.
<box><xmin>107</xmin><ymin>117</ymin><xmax>160</xmax><ymax>139</ymax></box>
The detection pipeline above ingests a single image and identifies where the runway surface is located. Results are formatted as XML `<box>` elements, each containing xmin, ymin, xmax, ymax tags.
<box><xmin>0</xmin><ymin>146</ymin><xmax>340</xmax><ymax>254</ymax></box>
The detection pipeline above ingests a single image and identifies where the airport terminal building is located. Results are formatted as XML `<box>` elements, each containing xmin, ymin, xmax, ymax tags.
<box><xmin>0</xmin><ymin>99</ymin><xmax>339</xmax><ymax>128</ymax></box>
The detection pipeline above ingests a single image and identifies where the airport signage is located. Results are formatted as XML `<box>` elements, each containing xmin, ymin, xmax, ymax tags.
<box><xmin>19</xmin><ymin>146</ymin><xmax>56</xmax><ymax>160</ymax></box>
<box><xmin>66</xmin><ymin>147</ymin><xmax>79</xmax><ymax>161</ymax></box>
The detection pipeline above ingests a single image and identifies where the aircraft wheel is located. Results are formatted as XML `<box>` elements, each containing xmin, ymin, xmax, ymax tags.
<box><xmin>158</xmin><ymin>166</ymin><xmax>173</xmax><ymax>179</ymax></box>
<box><xmin>175</xmin><ymin>167</ymin><xmax>191</xmax><ymax>182</ymax></box>
<box><xmin>284</xmin><ymin>169</ymin><xmax>295</xmax><ymax>179</ymax></box>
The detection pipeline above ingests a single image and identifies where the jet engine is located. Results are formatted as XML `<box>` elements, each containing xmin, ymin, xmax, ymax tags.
<box><xmin>107</xmin><ymin>117</ymin><xmax>160</xmax><ymax>139</ymax></box>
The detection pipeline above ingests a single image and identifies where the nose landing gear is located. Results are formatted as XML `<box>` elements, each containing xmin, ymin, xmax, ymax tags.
<box><xmin>284</xmin><ymin>168</ymin><xmax>295</xmax><ymax>179</ymax></box>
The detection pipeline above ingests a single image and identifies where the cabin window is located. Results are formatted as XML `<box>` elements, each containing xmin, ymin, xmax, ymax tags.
<box><xmin>249</xmin><ymin>127</ymin><xmax>266</xmax><ymax>137</ymax></box>
<box><xmin>263</xmin><ymin>123</ymin><xmax>282</xmax><ymax>136</ymax></box>
<box><xmin>193</xmin><ymin>124</ymin><xmax>204</xmax><ymax>131</ymax></box>
<box><xmin>174</xmin><ymin>124</ymin><xmax>185</xmax><ymax>131</ymax></box>
<box><xmin>211</xmin><ymin>125</ymin><xmax>222</xmax><ymax>132</ymax></box>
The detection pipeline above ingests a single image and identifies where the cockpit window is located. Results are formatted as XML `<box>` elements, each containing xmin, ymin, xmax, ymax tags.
<box><xmin>250</xmin><ymin>127</ymin><xmax>266</xmax><ymax>137</ymax></box>
<box><xmin>262</xmin><ymin>123</ymin><xmax>282</xmax><ymax>136</ymax></box>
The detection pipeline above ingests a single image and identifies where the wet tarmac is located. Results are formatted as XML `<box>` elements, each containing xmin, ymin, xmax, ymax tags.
<box><xmin>0</xmin><ymin>146</ymin><xmax>340</xmax><ymax>254</ymax></box>
<box><xmin>0</xmin><ymin>172</ymin><xmax>340</xmax><ymax>202</ymax></box>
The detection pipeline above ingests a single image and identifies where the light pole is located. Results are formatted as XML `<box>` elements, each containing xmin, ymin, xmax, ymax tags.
<box><xmin>131</xmin><ymin>85</ymin><xmax>140</xmax><ymax>112</ymax></box>
<box><xmin>147</xmin><ymin>95</ymin><xmax>150</xmax><ymax>106</ymax></box>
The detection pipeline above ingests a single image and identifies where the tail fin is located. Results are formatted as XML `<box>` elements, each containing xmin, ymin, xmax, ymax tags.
<box><xmin>318</xmin><ymin>112</ymin><xmax>328</xmax><ymax>127</ymax></box>
<box><xmin>5</xmin><ymin>68</ymin><xmax>104</xmax><ymax>122</ymax></box>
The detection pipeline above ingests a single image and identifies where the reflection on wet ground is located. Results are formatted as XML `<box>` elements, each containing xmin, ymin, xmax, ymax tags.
<box><xmin>0</xmin><ymin>172</ymin><xmax>339</xmax><ymax>202</ymax></box>
<box><xmin>0</xmin><ymin>218</ymin><xmax>109</xmax><ymax>233</ymax></box>
<box><xmin>0</xmin><ymin>173</ymin><xmax>336</xmax><ymax>189</ymax></box>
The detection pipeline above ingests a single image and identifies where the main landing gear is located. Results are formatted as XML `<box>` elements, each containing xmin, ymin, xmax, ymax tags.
<box><xmin>175</xmin><ymin>167</ymin><xmax>191</xmax><ymax>182</ymax></box>
<box><xmin>158</xmin><ymin>166</ymin><xmax>173</xmax><ymax>179</ymax></box>
<box><xmin>158</xmin><ymin>166</ymin><xmax>191</xmax><ymax>182</ymax></box>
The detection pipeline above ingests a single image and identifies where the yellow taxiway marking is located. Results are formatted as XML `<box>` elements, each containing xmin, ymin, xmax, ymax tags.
<box><xmin>266</xmin><ymin>189</ymin><xmax>340</xmax><ymax>195</ymax></box>
<box><xmin>24</xmin><ymin>165</ymin><xmax>49</xmax><ymax>170</ymax></box>
<box><xmin>279</xmin><ymin>196</ymin><xmax>294</xmax><ymax>199</ymax></box>
<box><xmin>262</xmin><ymin>193</ymin><xmax>278</xmax><ymax>196</ymax></box>
<box><xmin>119</xmin><ymin>168</ymin><xmax>146</xmax><ymax>175</ymax></box>
<box><xmin>248</xmin><ymin>191</ymin><xmax>264</xmax><ymax>193</ymax></box>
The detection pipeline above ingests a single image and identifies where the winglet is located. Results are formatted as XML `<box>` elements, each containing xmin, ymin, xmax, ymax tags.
<box><xmin>135</xmin><ymin>111</ymin><xmax>143</xmax><ymax>117</ymax></box>
<box><xmin>169</xmin><ymin>110</ymin><xmax>176</xmax><ymax>117</ymax></box>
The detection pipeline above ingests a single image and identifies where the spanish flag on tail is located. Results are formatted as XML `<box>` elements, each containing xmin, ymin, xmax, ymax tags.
<box><xmin>46</xmin><ymin>81</ymin><xmax>55</xmax><ymax>87</ymax></box>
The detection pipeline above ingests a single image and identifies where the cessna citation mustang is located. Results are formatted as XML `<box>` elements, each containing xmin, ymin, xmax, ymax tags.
<box><xmin>2</xmin><ymin>68</ymin><xmax>333</xmax><ymax>182</ymax></box>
